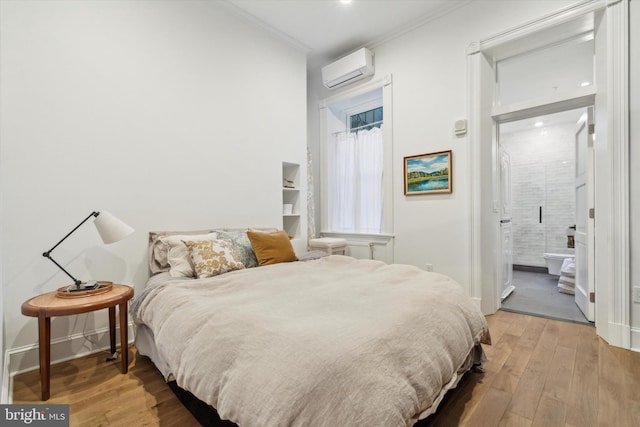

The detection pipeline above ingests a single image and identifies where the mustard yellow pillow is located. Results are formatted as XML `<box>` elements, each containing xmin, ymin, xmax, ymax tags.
<box><xmin>246</xmin><ymin>230</ymin><xmax>298</xmax><ymax>266</ymax></box>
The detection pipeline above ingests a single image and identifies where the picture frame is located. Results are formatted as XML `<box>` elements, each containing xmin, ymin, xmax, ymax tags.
<box><xmin>404</xmin><ymin>150</ymin><xmax>452</xmax><ymax>195</ymax></box>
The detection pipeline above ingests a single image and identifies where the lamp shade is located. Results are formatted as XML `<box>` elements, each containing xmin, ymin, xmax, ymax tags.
<box><xmin>93</xmin><ymin>210</ymin><xmax>134</xmax><ymax>244</ymax></box>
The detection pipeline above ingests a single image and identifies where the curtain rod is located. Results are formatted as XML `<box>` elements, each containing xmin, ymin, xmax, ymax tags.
<box><xmin>332</xmin><ymin>120</ymin><xmax>384</xmax><ymax>135</ymax></box>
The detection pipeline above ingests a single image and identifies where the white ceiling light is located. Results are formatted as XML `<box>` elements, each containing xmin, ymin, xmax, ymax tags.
<box><xmin>581</xmin><ymin>81</ymin><xmax>592</xmax><ymax>87</ymax></box>
<box><xmin>534</xmin><ymin>121</ymin><xmax>544</xmax><ymax>127</ymax></box>
<box><xmin>340</xmin><ymin>0</ymin><xmax>352</xmax><ymax>4</ymax></box>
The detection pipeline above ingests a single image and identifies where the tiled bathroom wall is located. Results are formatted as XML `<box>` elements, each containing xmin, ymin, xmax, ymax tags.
<box><xmin>501</xmin><ymin>119</ymin><xmax>577</xmax><ymax>267</ymax></box>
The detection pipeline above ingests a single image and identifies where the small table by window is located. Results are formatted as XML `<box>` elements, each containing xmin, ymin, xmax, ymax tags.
<box><xmin>309</xmin><ymin>237</ymin><xmax>347</xmax><ymax>255</ymax></box>
<box><xmin>21</xmin><ymin>284</ymin><xmax>134</xmax><ymax>401</ymax></box>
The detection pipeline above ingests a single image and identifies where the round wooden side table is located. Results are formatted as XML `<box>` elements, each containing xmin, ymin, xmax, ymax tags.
<box><xmin>21</xmin><ymin>284</ymin><xmax>134</xmax><ymax>401</ymax></box>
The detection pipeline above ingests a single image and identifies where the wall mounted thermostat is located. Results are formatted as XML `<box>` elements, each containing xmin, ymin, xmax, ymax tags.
<box><xmin>454</xmin><ymin>119</ymin><xmax>467</xmax><ymax>136</ymax></box>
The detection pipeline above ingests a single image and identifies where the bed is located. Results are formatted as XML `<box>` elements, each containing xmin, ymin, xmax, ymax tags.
<box><xmin>131</xmin><ymin>229</ymin><xmax>490</xmax><ymax>427</ymax></box>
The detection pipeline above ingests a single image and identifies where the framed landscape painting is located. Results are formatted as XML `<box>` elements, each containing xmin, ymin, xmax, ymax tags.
<box><xmin>404</xmin><ymin>150</ymin><xmax>452</xmax><ymax>195</ymax></box>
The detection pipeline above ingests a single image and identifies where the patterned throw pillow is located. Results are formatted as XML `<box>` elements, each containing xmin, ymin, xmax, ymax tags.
<box><xmin>184</xmin><ymin>239</ymin><xmax>245</xmax><ymax>279</ymax></box>
<box><xmin>159</xmin><ymin>233</ymin><xmax>219</xmax><ymax>278</ymax></box>
<box><xmin>216</xmin><ymin>230</ymin><xmax>259</xmax><ymax>268</ymax></box>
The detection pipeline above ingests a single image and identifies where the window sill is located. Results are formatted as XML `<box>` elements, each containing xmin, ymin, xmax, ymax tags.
<box><xmin>320</xmin><ymin>231</ymin><xmax>394</xmax><ymax>241</ymax></box>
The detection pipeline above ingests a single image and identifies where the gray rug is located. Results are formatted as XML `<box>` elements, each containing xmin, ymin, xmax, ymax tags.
<box><xmin>501</xmin><ymin>270</ymin><xmax>592</xmax><ymax>325</ymax></box>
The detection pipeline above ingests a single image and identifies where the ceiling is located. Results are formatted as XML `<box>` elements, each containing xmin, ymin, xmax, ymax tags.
<box><xmin>226</xmin><ymin>0</ymin><xmax>473</xmax><ymax>69</ymax></box>
<box><xmin>225</xmin><ymin>1</ymin><xmax>589</xmax><ymax>135</ymax></box>
<box><xmin>500</xmin><ymin>108</ymin><xmax>587</xmax><ymax>136</ymax></box>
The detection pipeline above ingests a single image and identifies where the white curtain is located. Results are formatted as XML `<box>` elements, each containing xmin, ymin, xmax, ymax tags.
<box><xmin>327</xmin><ymin>127</ymin><xmax>383</xmax><ymax>233</ymax></box>
<box><xmin>306</xmin><ymin>147</ymin><xmax>316</xmax><ymax>241</ymax></box>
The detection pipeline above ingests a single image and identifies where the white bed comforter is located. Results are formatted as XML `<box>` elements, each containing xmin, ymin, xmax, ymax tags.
<box><xmin>131</xmin><ymin>255</ymin><xmax>490</xmax><ymax>427</ymax></box>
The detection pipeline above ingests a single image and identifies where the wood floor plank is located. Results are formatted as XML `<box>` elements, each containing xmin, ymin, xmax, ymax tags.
<box><xmin>462</xmin><ymin>387</ymin><xmax>512</xmax><ymax>427</ymax></box>
<box><xmin>526</xmin><ymin>320</ymin><xmax>561</xmax><ymax>373</ymax></box>
<box><xmin>498</xmin><ymin>411</ymin><xmax>533</xmax><ymax>427</ymax></box>
<box><xmin>485</xmin><ymin>310</ymin><xmax>509</xmax><ymax>332</ymax></box>
<box><xmin>554</xmin><ymin>320</ymin><xmax>584</xmax><ymax>351</ymax></box>
<box><xmin>597</xmin><ymin>339</ymin><xmax>627</xmax><ymax>427</ymax></box>
<box><xmin>506</xmin><ymin>320</ymin><xmax>564</xmax><ymax>420</ymax></box>
<box><xmin>11</xmin><ymin>311</ymin><xmax>640</xmax><ymax>427</ymax></box>
<box><xmin>424</xmin><ymin>372</ymin><xmax>483</xmax><ymax>427</ymax></box>
<box><xmin>542</xmin><ymin>345</ymin><xmax>575</xmax><ymax>402</ymax></box>
<box><xmin>483</xmin><ymin>333</ymin><xmax>519</xmax><ymax>374</ymax></box>
<box><xmin>491</xmin><ymin>342</ymin><xmax>532</xmax><ymax>394</ymax></box>
<box><xmin>515</xmin><ymin>315</ymin><xmax>547</xmax><ymax>351</ymax></box>
<box><xmin>505</xmin><ymin>365</ymin><xmax>546</xmax><ymax>420</ymax></box>
<box><xmin>484</xmin><ymin>310</ymin><xmax>518</xmax><ymax>344</ymax></box>
<box><xmin>503</xmin><ymin>311</ymin><xmax>533</xmax><ymax>338</ymax></box>
<box><xmin>620</xmin><ymin>342</ymin><xmax>640</xmax><ymax>403</ymax></box>
<box><xmin>564</xmin><ymin>326</ymin><xmax>598</xmax><ymax>427</ymax></box>
<box><xmin>531</xmin><ymin>396</ymin><xmax>566</xmax><ymax>427</ymax></box>
<box><xmin>453</xmin><ymin>369</ymin><xmax>501</xmax><ymax>426</ymax></box>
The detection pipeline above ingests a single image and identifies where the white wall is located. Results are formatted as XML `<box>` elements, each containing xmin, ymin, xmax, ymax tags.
<box><xmin>0</xmin><ymin>0</ymin><xmax>307</xmax><ymax>372</ymax></box>
<box><xmin>309</xmin><ymin>0</ymin><xmax>577</xmax><ymax>287</ymax></box>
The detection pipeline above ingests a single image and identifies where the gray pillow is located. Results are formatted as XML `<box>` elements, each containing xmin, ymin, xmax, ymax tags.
<box><xmin>216</xmin><ymin>230</ymin><xmax>259</xmax><ymax>268</ymax></box>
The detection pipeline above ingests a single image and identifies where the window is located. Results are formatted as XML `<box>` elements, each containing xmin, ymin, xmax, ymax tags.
<box><xmin>319</xmin><ymin>79</ymin><xmax>393</xmax><ymax>239</ymax></box>
<box><xmin>325</xmin><ymin>96</ymin><xmax>384</xmax><ymax>234</ymax></box>
<box><xmin>350</xmin><ymin>106</ymin><xmax>383</xmax><ymax>132</ymax></box>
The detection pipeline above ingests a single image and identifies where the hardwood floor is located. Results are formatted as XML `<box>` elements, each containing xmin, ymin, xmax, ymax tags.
<box><xmin>422</xmin><ymin>310</ymin><xmax>640</xmax><ymax>427</ymax></box>
<box><xmin>12</xmin><ymin>347</ymin><xmax>198</xmax><ymax>426</ymax></box>
<box><xmin>12</xmin><ymin>310</ymin><xmax>640</xmax><ymax>426</ymax></box>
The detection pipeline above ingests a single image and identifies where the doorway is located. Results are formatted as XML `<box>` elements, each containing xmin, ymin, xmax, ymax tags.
<box><xmin>467</xmin><ymin>0</ymin><xmax>630</xmax><ymax>348</ymax></box>
<box><xmin>498</xmin><ymin>108</ymin><xmax>591</xmax><ymax>325</ymax></box>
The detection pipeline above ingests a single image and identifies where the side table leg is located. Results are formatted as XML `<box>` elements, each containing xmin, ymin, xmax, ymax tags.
<box><xmin>38</xmin><ymin>315</ymin><xmax>51</xmax><ymax>401</ymax></box>
<box><xmin>108</xmin><ymin>306</ymin><xmax>116</xmax><ymax>355</ymax></box>
<box><xmin>118</xmin><ymin>302</ymin><xmax>129</xmax><ymax>373</ymax></box>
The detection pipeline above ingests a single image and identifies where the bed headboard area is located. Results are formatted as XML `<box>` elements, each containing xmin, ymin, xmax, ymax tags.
<box><xmin>149</xmin><ymin>229</ymin><xmax>212</xmax><ymax>275</ymax></box>
<box><xmin>148</xmin><ymin>227</ymin><xmax>282</xmax><ymax>276</ymax></box>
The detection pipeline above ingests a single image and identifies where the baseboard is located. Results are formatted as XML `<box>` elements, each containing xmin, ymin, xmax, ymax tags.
<box><xmin>2</xmin><ymin>321</ymin><xmax>135</xmax><ymax>403</ymax></box>
<box><xmin>604</xmin><ymin>321</ymin><xmax>632</xmax><ymax>350</ymax></box>
<box><xmin>513</xmin><ymin>264</ymin><xmax>548</xmax><ymax>274</ymax></box>
<box><xmin>631</xmin><ymin>326</ymin><xmax>640</xmax><ymax>352</ymax></box>
<box><xmin>1</xmin><ymin>348</ymin><xmax>10</xmax><ymax>404</ymax></box>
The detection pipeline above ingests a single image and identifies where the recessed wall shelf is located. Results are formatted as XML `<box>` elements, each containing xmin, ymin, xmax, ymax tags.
<box><xmin>282</xmin><ymin>162</ymin><xmax>301</xmax><ymax>240</ymax></box>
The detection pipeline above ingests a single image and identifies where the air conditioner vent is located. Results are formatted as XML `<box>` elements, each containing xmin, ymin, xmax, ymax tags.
<box><xmin>322</xmin><ymin>48</ymin><xmax>374</xmax><ymax>90</ymax></box>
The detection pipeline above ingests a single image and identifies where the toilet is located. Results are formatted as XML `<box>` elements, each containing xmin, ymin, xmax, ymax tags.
<box><xmin>543</xmin><ymin>252</ymin><xmax>575</xmax><ymax>276</ymax></box>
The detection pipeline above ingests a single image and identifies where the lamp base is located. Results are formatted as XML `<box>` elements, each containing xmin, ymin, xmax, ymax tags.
<box><xmin>56</xmin><ymin>281</ymin><xmax>113</xmax><ymax>298</ymax></box>
<box><xmin>74</xmin><ymin>280</ymin><xmax>100</xmax><ymax>291</ymax></box>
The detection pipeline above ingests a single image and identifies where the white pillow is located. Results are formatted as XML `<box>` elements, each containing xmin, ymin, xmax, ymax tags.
<box><xmin>159</xmin><ymin>233</ymin><xmax>218</xmax><ymax>278</ymax></box>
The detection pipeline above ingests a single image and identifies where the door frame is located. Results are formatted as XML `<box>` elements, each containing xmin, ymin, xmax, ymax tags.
<box><xmin>466</xmin><ymin>0</ymin><xmax>630</xmax><ymax>348</ymax></box>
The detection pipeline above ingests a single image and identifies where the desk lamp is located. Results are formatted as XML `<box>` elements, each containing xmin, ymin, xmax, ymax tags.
<box><xmin>42</xmin><ymin>211</ymin><xmax>134</xmax><ymax>292</ymax></box>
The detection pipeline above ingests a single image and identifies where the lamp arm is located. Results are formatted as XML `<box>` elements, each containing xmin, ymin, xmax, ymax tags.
<box><xmin>42</xmin><ymin>211</ymin><xmax>99</xmax><ymax>256</ymax></box>
<box><xmin>42</xmin><ymin>211</ymin><xmax>99</xmax><ymax>287</ymax></box>
<box><xmin>42</xmin><ymin>252</ymin><xmax>81</xmax><ymax>286</ymax></box>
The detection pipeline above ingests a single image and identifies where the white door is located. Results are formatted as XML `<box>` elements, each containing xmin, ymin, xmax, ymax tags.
<box><xmin>574</xmin><ymin>107</ymin><xmax>595</xmax><ymax>321</ymax></box>
<box><xmin>499</xmin><ymin>146</ymin><xmax>514</xmax><ymax>300</ymax></box>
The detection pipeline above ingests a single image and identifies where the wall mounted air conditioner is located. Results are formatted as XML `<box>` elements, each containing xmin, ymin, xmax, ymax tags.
<box><xmin>322</xmin><ymin>48</ymin><xmax>374</xmax><ymax>90</ymax></box>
